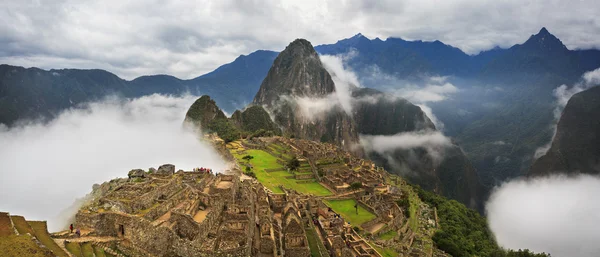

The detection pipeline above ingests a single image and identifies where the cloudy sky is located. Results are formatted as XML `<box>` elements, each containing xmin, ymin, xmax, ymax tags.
<box><xmin>1</xmin><ymin>0</ymin><xmax>599</xmax><ymax>79</ymax></box>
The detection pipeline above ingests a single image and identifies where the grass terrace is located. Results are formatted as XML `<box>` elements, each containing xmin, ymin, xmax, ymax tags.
<box><xmin>324</xmin><ymin>199</ymin><xmax>376</xmax><ymax>226</ymax></box>
<box><xmin>28</xmin><ymin>221</ymin><xmax>69</xmax><ymax>257</ymax></box>
<box><xmin>230</xmin><ymin>142</ymin><xmax>332</xmax><ymax>196</ymax></box>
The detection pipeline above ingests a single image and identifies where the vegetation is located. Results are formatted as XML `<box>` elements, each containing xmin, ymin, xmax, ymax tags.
<box><xmin>0</xmin><ymin>235</ymin><xmax>55</xmax><ymax>257</ymax></box>
<box><xmin>287</xmin><ymin>156</ymin><xmax>300</xmax><ymax>171</ymax></box>
<box><xmin>415</xmin><ymin>186</ymin><xmax>549</xmax><ymax>257</ymax></box>
<box><xmin>378</xmin><ymin>230</ymin><xmax>398</xmax><ymax>240</ymax></box>
<box><xmin>324</xmin><ymin>199</ymin><xmax>376</xmax><ymax>226</ymax></box>
<box><xmin>10</xmin><ymin>216</ymin><xmax>33</xmax><ymax>235</ymax></box>
<box><xmin>206</xmin><ymin>118</ymin><xmax>240</xmax><ymax>143</ymax></box>
<box><xmin>231</xmin><ymin>148</ymin><xmax>332</xmax><ymax>196</ymax></box>
<box><xmin>28</xmin><ymin>221</ymin><xmax>69</xmax><ymax>257</ymax></box>
<box><xmin>350</xmin><ymin>181</ymin><xmax>362</xmax><ymax>191</ymax></box>
<box><xmin>81</xmin><ymin>242</ymin><xmax>95</xmax><ymax>257</ymax></box>
<box><xmin>66</xmin><ymin>241</ymin><xmax>83</xmax><ymax>257</ymax></box>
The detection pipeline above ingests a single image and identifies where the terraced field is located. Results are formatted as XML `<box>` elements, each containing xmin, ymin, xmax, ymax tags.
<box><xmin>0</xmin><ymin>235</ymin><xmax>55</xmax><ymax>257</ymax></box>
<box><xmin>28</xmin><ymin>221</ymin><xmax>69</xmax><ymax>257</ymax></box>
<box><xmin>324</xmin><ymin>199</ymin><xmax>376</xmax><ymax>226</ymax></box>
<box><xmin>10</xmin><ymin>216</ymin><xmax>34</xmax><ymax>235</ymax></box>
<box><xmin>0</xmin><ymin>213</ymin><xmax>14</xmax><ymax>236</ymax></box>
<box><xmin>229</xmin><ymin>141</ymin><xmax>332</xmax><ymax>196</ymax></box>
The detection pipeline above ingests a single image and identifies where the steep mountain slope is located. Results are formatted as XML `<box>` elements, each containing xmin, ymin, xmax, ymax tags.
<box><xmin>529</xmin><ymin>86</ymin><xmax>600</xmax><ymax>176</ymax></box>
<box><xmin>253</xmin><ymin>39</ymin><xmax>360</xmax><ymax>149</ymax></box>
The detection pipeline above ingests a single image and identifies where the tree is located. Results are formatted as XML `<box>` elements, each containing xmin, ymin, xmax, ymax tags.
<box><xmin>287</xmin><ymin>156</ymin><xmax>300</xmax><ymax>171</ymax></box>
<box><xmin>350</xmin><ymin>182</ymin><xmax>362</xmax><ymax>191</ymax></box>
<box><xmin>242</xmin><ymin>155</ymin><xmax>254</xmax><ymax>162</ymax></box>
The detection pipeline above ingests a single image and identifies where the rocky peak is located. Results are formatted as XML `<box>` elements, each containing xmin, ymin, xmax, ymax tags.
<box><xmin>521</xmin><ymin>27</ymin><xmax>567</xmax><ymax>52</ymax></box>
<box><xmin>253</xmin><ymin>39</ymin><xmax>335</xmax><ymax>107</ymax></box>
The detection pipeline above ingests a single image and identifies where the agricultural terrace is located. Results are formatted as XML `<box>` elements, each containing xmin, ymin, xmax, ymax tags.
<box><xmin>228</xmin><ymin>140</ymin><xmax>332</xmax><ymax>196</ymax></box>
<box><xmin>324</xmin><ymin>199</ymin><xmax>376</xmax><ymax>226</ymax></box>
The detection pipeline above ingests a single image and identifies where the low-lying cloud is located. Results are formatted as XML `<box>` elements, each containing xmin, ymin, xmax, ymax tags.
<box><xmin>360</xmin><ymin>131</ymin><xmax>452</xmax><ymax>165</ymax></box>
<box><xmin>0</xmin><ymin>94</ymin><xmax>226</xmax><ymax>231</ymax></box>
<box><xmin>486</xmin><ymin>174</ymin><xmax>600</xmax><ymax>257</ymax></box>
<box><xmin>278</xmin><ymin>54</ymin><xmax>360</xmax><ymax>121</ymax></box>
<box><xmin>534</xmin><ymin>67</ymin><xmax>600</xmax><ymax>159</ymax></box>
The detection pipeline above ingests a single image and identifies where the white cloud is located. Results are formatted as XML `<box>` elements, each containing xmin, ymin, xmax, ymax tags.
<box><xmin>2</xmin><ymin>0</ymin><xmax>600</xmax><ymax>79</ymax></box>
<box><xmin>360</xmin><ymin>131</ymin><xmax>451</xmax><ymax>165</ymax></box>
<box><xmin>0</xmin><ymin>94</ymin><xmax>226</xmax><ymax>231</ymax></box>
<box><xmin>534</xmin><ymin>67</ymin><xmax>600</xmax><ymax>159</ymax></box>
<box><xmin>486</xmin><ymin>174</ymin><xmax>600</xmax><ymax>257</ymax></box>
<box><xmin>320</xmin><ymin>54</ymin><xmax>361</xmax><ymax>115</ymax></box>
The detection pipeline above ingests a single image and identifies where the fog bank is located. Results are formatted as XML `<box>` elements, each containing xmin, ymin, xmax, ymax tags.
<box><xmin>486</xmin><ymin>175</ymin><xmax>600</xmax><ymax>257</ymax></box>
<box><xmin>0</xmin><ymin>94</ymin><xmax>226</xmax><ymax>231</ymax></box>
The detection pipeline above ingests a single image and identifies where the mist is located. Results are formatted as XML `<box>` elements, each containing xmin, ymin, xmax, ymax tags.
<box><xmin>486</xmin><ymin>174</ymin><xmax>600</xmax><ymax>256</ymax></box>
<box><xmin>360</xmin><ymin>131</ymin><xmax>451</xmax><ymax>165</ymax></box>
<box><xmin>0</xmin><ymin>94</ymin><xmax>226</xmax><ymax>231</ymax></box>
<box><xmin>534</xmin><ymin>67</ymin><xmax>600</xmax><ymax>159</ymax></box>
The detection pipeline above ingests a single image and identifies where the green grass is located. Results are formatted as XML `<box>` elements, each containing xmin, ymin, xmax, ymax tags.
<box><xmin>0</xmin><ymin>235</ymin><xmax>55</xmax><ymax>257</ymax></box>
<box><xmin>305</xmin><ymin>228</ymin><xmax>326</xmax><ymax>257</ymax></box>
<box><xmin>93</xmin><ymin>245</ymin><xmax>107</xmax><ymax>257</ymax></box>
<box><xmin>81</xmin><ymin>242</ymin><xmax>95</xmax><ymax>257</ymax></box>
<box><xmin>324</xmin><ymin>200</ymin><xmax>376</xmax><ymax>226</ymax></box>
<box><xmin>408</xmin><ymin>190</ymin><xmax>420</xmax><ymax>232</ymax></box>
<box><xmin>65</xmin><ymin>242</ymin><xmax>83</xmax><ymax>257</ymax></box>
<box><xmin>378</xmin><ymin>230</ymin><xmax>397</xmax><ymax>240</ymax></box>
<box><xmin>28</xmin><ymin>221</ymin><xmax>69</xmax><ymax>257</ymax></box>
<box><xmin>10</xmin><ymin>216</ymin><xmax>33</xmax><ymax>235</ymax></box>
<box><xmin>232</xmin><ymin>147</ymin><xmax>332</xmax><ymax>196</ymax></box>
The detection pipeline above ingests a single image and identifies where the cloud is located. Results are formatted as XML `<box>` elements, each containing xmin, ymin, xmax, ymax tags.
<box><xmin>492</xmin><ymin>140</ymin><xmax>508</xmax><ymax>145</ymax></box>
<box><xmin>320</xmin><ymin>54</ymin><xmax>361</xmax><ymax>115</ymax></box>
<box><xmin>534</xmin><ymin>67</ymin><xmax>600</xmax><ymax>159</ymax></box>
<box><xmin>398</xmin><ymin>82</ymin><xmax>459</xmax><ymax>103</ymax></box>
<box><xmin>278</xmin><ymin>54</ymin><xmax>360</xmax><ymax>120</ymax></box>
<box><xmin>486</xmin><ymin>174</ymin><xmax>600</xmax><ymax>257</ymax></box>
<box><xmin>2</xmin><ymin>1</ymin><xmax>600</xmax><ymax>79</ymax></box>
<box><xmin>0</xmin><ymin>94</ymin><xmax>227</xmax><ymax>231</ymax></box>
<box><xmin>360</xmin><ymin>131</ymin><xmax>452</xmax><ymax>165</ymax></box>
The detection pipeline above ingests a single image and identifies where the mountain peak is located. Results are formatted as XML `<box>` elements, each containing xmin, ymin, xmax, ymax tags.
<box><xmin>522</xmin><ymin>27</ymin><xmax>567</xmax><ymax>51</ymax></box>
<box><xmin>253</xmin><ymin>39</ymin><xmax>335</xmax><ymax>105</ymax></box>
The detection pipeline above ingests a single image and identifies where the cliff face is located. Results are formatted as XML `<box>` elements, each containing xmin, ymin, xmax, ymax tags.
<box><xmin>530</xmin><ymin>86</ymin><xmax>600</xmax><ymax>176</ymax></box>
<box><xmin>253</xmin><ymin>39</ymin><xmax>359</xmax><ymax>149</ymax></box>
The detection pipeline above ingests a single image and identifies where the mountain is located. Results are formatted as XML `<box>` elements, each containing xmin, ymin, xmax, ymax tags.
<box><xmin>230</xmin><ymin>105</ymin><xmax>281</xmax><ymax>135</ymax></box>
<box><xmin>253</xmin><ymin>39</ymin><xmax>360</xmax><ymax>149</ymax></box>
<box><xmin>249</xmin><ymin>39</ymin><xmax>483</xmax><ymax>209</ymax></box>
<box><xmin>352</xmin><ymin>88</ymin><xmax>482</xmax><ymax>209</ymax></box>
<box><xmin>529</xmin><ymin>86</ymin><xmax>600</xmax><ymax>176</ymax></box>
<box><xmin>0</xmin><ymin>51</ymin><xmax>278</xmax><ymax>126</ymax></box>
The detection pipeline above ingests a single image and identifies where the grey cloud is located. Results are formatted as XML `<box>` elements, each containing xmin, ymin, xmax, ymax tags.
<box><xmin>1</xmin><ymin>0</ymin><xmax>600</xmax><ymax>79</ymax></box>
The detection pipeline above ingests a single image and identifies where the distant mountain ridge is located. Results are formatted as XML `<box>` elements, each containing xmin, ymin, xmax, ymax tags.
<box><xmin>0</xmin><ymin>50</ymin><xmax>278</xmax><ymax>125</ymax></box>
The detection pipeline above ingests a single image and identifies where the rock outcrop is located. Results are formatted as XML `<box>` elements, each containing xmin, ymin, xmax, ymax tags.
<box><xmin>156</xmin><ymin>164</ymin><xmax>175</xmax><ymax>176</ymax></box>
<box><xmin>128</xmin><ymin>169</ymin><xmax>146</xmax><ymax>179</ymax></box>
